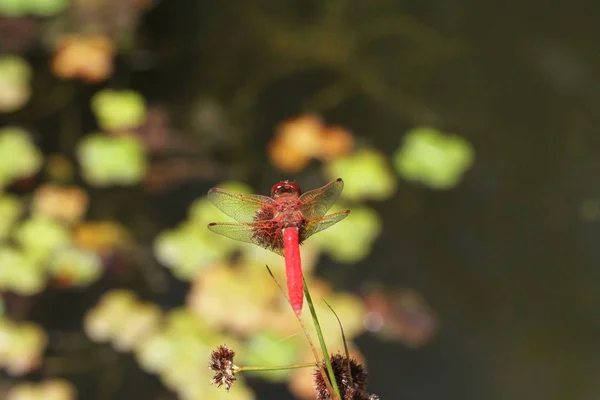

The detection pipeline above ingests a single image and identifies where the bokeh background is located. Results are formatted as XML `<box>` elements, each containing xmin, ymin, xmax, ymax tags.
<box><xmin>0</xmin><ymin>0</ymin><xmax>597</xmax><ymax>399</ymax></box>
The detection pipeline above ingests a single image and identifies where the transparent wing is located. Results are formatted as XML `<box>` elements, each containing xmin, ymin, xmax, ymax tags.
<box><xmin>207</xmin><ymin>222</ymin><xmax>284</xmax><ymax>256</ymax></box>
<box><xmin>207</xmin><ymin>188</ymin><xmax>274</xmax><ymax>223</ymax></box>
<box><xmin>302</xmin><ymin>210</ymin><xmax>350</xmax><ymax>241</ymax></box>
<box><xmin>298</xmin><ymin>178</ymin><xmax>345</xmax><ymax>218</ymax></box>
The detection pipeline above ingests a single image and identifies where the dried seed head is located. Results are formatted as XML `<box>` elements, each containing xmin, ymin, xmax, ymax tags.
<box><xmin>314</xmin><ymin>353</ymin><xmax>379</xmax><ymax>400</ymax></box>
<box><xmin>209</xmin><ymin>344</ymin><xmax>237</xmax><ymax>391</ymax></box>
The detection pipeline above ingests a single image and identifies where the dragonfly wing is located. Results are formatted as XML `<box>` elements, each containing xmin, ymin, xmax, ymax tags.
<box><xmin>302</xmin><ymin>210</ymin><xmax>350</xmax><ymax>241</ymax></box>
<box><xmin>298</xmin><ymin>178</ymin><xmax>344</xmax><ymax>218</ymax></box>
<box><xmin>207</xmin><ymin>189</ymin><xmax>274</xmax><ymax>223</ymax></box>
<box><xmin>207</xmin><ymin>222</ymin><xmax>284</xmax><ymax>256</ymax></box>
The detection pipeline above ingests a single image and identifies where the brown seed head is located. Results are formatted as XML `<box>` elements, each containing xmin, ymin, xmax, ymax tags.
<box><xmin>209</xmin><ymin>344</ymin><xmax>237</xmax><ymax>392</ymax></box>
<box><xmin>314</xmin><ymin>353</ymin><xmax>379</xmax><ymax>400</ymax></box>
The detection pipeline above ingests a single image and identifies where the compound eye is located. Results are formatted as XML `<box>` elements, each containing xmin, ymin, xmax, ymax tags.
<box><xmin>271</xmin><ymin>181</ymin><xmax>301</xmax><ymax>197</ymax></box>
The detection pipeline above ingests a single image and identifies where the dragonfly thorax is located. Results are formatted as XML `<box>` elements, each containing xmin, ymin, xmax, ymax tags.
<box><xmin>251</xmin><ymin>199</ymin><xmax>307</xmax><ymax>250</ymax></box>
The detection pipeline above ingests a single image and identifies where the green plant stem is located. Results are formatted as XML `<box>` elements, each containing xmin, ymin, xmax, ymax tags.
<box><xmin>265</xmin><ymin>266</ymin><xmax>339</xmax><ymax>400</ymax></box>
<box><xmin>303</xmin><ymin>276</ymin><xmax>342</xmax><ymax>399</ymax></box>
<box><xmin>237</xmin><ymin>362</ymin><xmax>315</xmax><ymax>373</ymax></box>
<box><xmin>325</xmin><ymin>299</ymin><xmax>353</xmax><ymax>387</ymax></box>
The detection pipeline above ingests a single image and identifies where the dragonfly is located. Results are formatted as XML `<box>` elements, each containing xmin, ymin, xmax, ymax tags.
<box><xmin>207</xmin><ymin>178</ymin><xmax>350</xmax><ymax>314</ymax></box>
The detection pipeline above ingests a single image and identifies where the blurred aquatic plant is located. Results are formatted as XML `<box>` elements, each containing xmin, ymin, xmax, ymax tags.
<box><xmin>0</xmin><ymin>213</ymin><xmax>106</xmax><ymax>294</ymax></box>
<box><xmin>72</xmin><ymin>221</ymin><xmax>131</xmax><ymax>255</ymax></box>
<box><xmin>0</xmin><ymin>0</ymin><xmax>70</xmax><ymax>17</ymax></box>
<box><xmin>0</xmin><ymin>127</ymin><xmax>42</xmax><ymax>188</ymax></box>
<box><xmin>31</xmin><ymin>184</ymin><xmax>88</xmax><ymax>224</ymax></box>
<box><xmin>88</xmin><ymin>297</ymin><xmax>229</xmax><ymax>400</ymax></box>
<box><xmin>0</xmin><ymin>319</ymin><xmax>47</xmax><ymax>375</ymax></box>
<box><xmin>0</xmin><ymin>56</ymin><xmax>31</xmax><ymax>112</ymax></box>
<box><xmin>268</xmin><ymin>115</ymin><xmax>354</xmax><ymax>173</ymax></box>
<box><xmin>85</xmin><ymin>290</ymin><xmax>162</xmax><ymax>352</ymax></box>
<box><xmin>311</xmin><ymin>204</ymin><xmax>382</xmax><ymax>263</ymax></box>
<box><xmin>0</xmin><ymin>245</ymin><xmax>45</xmax><ymax>295</ymax></box>
<box><xmin>394</xmin><ymin>126</ymin><xmax>475</xmax><ymax>189</ymax></box>
<box><xmin>91</xmin><ymin>89</ymin><xmax>147</xmax><ymax>132</ymax></box>
<box><xmin>52</xmin><ymin>34</ymin><xmax>114</xmax><ymax>83</ymax></box>
<box><xmin>0</xmin><ymin>194</ymin><xmax>23</xmax><ymax>239</ymax></box>
<box><xmin>48</xmin><ymin>246</ymin><xmax>102</xmax><ymax>287</ymax></box>
<box><xmin>154</xmin><ymin>221</ymin><xmax>226</xmax><ymax>280</ymax></box>
<box><xmin>77</xmin><ymin>134</ymin><xmax>147</xmax><ymax>186</ymax></box>
<box><xmin>131</xmin><ymin>306</ymin><xmax>254</xmax><ymax>400</ymax></box>
<box><xmin>15</xmin><ymin>217</ymin><xmax>70</xmax><ymax>263</ymax></box>
<box><xmin>6</xmin><ymin>379</ymin><xmax>76</xmax><ymax>400</ymax></box>
<box><xmin>324</xmin><ymin>148</ymin><xmax>397</xmax><ymax>202</ymax></box>
<box><xmin>187</xmin><ymin>262</ymin><xmax>280</xmax><ymax>335</ymax></box>
<box><xmin>0</xmin><ymin>182</ymin><xmax>109</xmax><ymax>295</ymax></box>
<box><xmin>244</xmin><ymin>331</ymin><xmax>299</xmax><ymax>382</ymax></box>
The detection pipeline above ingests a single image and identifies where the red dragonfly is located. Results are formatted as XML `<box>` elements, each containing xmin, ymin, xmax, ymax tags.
<box><xmin>207</xmin><ymin>178</ymin><xmax>350</xmax><ymax>314</ymax></box>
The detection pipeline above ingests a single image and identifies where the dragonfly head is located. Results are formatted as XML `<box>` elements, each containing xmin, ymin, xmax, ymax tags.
<box><xmin>271</xmin><ymin>181</ymin><xmax>302</xmax><ymax>199</ymax></box>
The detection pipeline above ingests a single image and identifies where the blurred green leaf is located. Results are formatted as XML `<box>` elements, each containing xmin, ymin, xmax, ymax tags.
<box><xmin>91</xmin><ymin>90</ymin><xmax>147</xmax><ymax>131</ymax></box>
<box><xmin>0</xmin><ymin>0</ymin><xmax>70</xmax><ymax>16</ymax></box>
<box><xmin>30</xmin><ymin>0</ymin><xmax>70</xmax><ymax>16</ymax></box>
<box><xmin>311</xmin><ymin>205</ymin><xmax>382</xmax><ymax>263</ymax></box>
<box><xmin>0</xmin><ymin>56</ymin><xmax>31</xmax><ymax>82</ymax></box>
<box><xmin>0</xmin><ymin>127</ymin><xmax>42</xmax><ymax>184</ymax></box>
<box><xmin>0</xmin><ymin>0</ymin><xmax>25</xmax><ymax>16</ymax></box>
<box><xmin>394</xmin><ymin>126</ymin><xmax>474</xmax><ymax>189</ymax></box>
<box><xmin>77</xmin><ymin>134</ymin><xmax>147</xmax><ymax>186</ymax></box>
<box><xmin>15</xmin><ymin>217</ymin><xmax>70</xmax><ymax>264</ymax></box>
<box><xmin>0</xmin><ymin>194</ymin><xmax>24</xmax><ymax>240</ymax></box>
<box><xmin>0</xmin><ymin>246</ymin><xmax>46</xmax><ymax>295</ymax></box>
<box><xmin>244</xmin><ymin>331</ymin><xmax>299</xmax><ymax>382</ymax></box>
<box><xmin>154</xmin><ymin>222</ymin><xmax>225</xmax><ymax>280</ymax></box>
<box><xmin>48</xmin><ymin>246</ymin><xmax>103</xmax><ymax>286</ymax></box>
<box><xmin>324</xmin><ymin>148</ymin><xmax>397</xmax><ymax>201</ymax></box>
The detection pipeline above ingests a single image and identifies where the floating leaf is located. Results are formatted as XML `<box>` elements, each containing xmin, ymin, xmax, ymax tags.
<box><xmin>52</xmin><ymin>34</ymin><xmax>114</xmax><ymax>83</ymax></box>
<box><xmin>15</xmin><ymin>217</ymin><xmax>70</xmax><ymax>264</ymax></box>
<box><xmin>394</xmin><ymin>126</ymin><xmax>474</xmax><ymax>189</ymax></box>
<box><xmin>30</xmin><ymin>0</ymin><xmax>70</xmax><ymax>16</ymax></box>
<box><xmin>32</xmin><ymin>184</ymin><xmax>88</xmax><ymax>223</ymax></box>
<box><xmin>154</xmin><ymin>223</ymin><xmax>223</xmax><ymax>280</ymax></box>
<box><xmin>311</xmin><ymin>205</ymin><xmax>382</xmax><ymax>263</ymax></box>
<box><xmin>91</xmin><ymin>89</ymin><xmax>147</xmax><ymax>131</ymax></box>
<box><xmin>0</xmin><ymin>320</ymin><xmax>47</xmax><ymax>376</ymax></box>
<box><xmin>6</xmin><ymin>379</ymin><xmax>76</xmax><ymax>400</ymax></box>
<box><xmin>0</xmin><ymin>56</ymin><xmax>31</xmax><ymax>112</ymax></box>
<box><xmin>0</xmin><ymin>195</ymin><xmax>23</xmax><ymax>239</ymax></box>
<box><xmin>324</xmin><ymin>148</ymin><xmax>397</xmax><ymax>201</ymax></box>
<box><xmin>187</xmin><ymin>262</ymin><xmax>279</xmax><ymax>335</ymax></box>
<box><xmin>72</xmin><ymin>221</ymin><xmax>131</xmax><ymax>255</ymax></box>
<box><xmin>0</xmin><ymin>0</ymin><xmax>25</xmax><ymax>18</ymax></box>
<box><xmin>0</xmin><ymin>0</ymin><xmax>70</xmax><ymax>17</ymax></box>
<box><xmin>48</xmin><ymin>246</ymin><xmax>103</xmax><ymax>287</ymax></box>
<box><xmin>0</xmin><ymin>127</ymin><xmax>42</xmax><ymax>186</ymax></box>
<box><xmin>0</xmin><ymin>246</ymin><xmax>45</xmax><ymax>295</ymax></box>
<box><xmin>84</xmin><ymin>290</ymin><xmax>161</xmax><ymax>352</ymax></box>
<box><xmin>77</xmin><ymin>134</ymin><xmax>147</xmax><ymax>186</ymax></box>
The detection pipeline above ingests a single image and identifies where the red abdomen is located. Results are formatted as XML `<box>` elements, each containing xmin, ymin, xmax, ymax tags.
<box><xmin>283</xmin><ymin>227</ymin><xmax>303</xmax><ymax>314</ymax></box>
